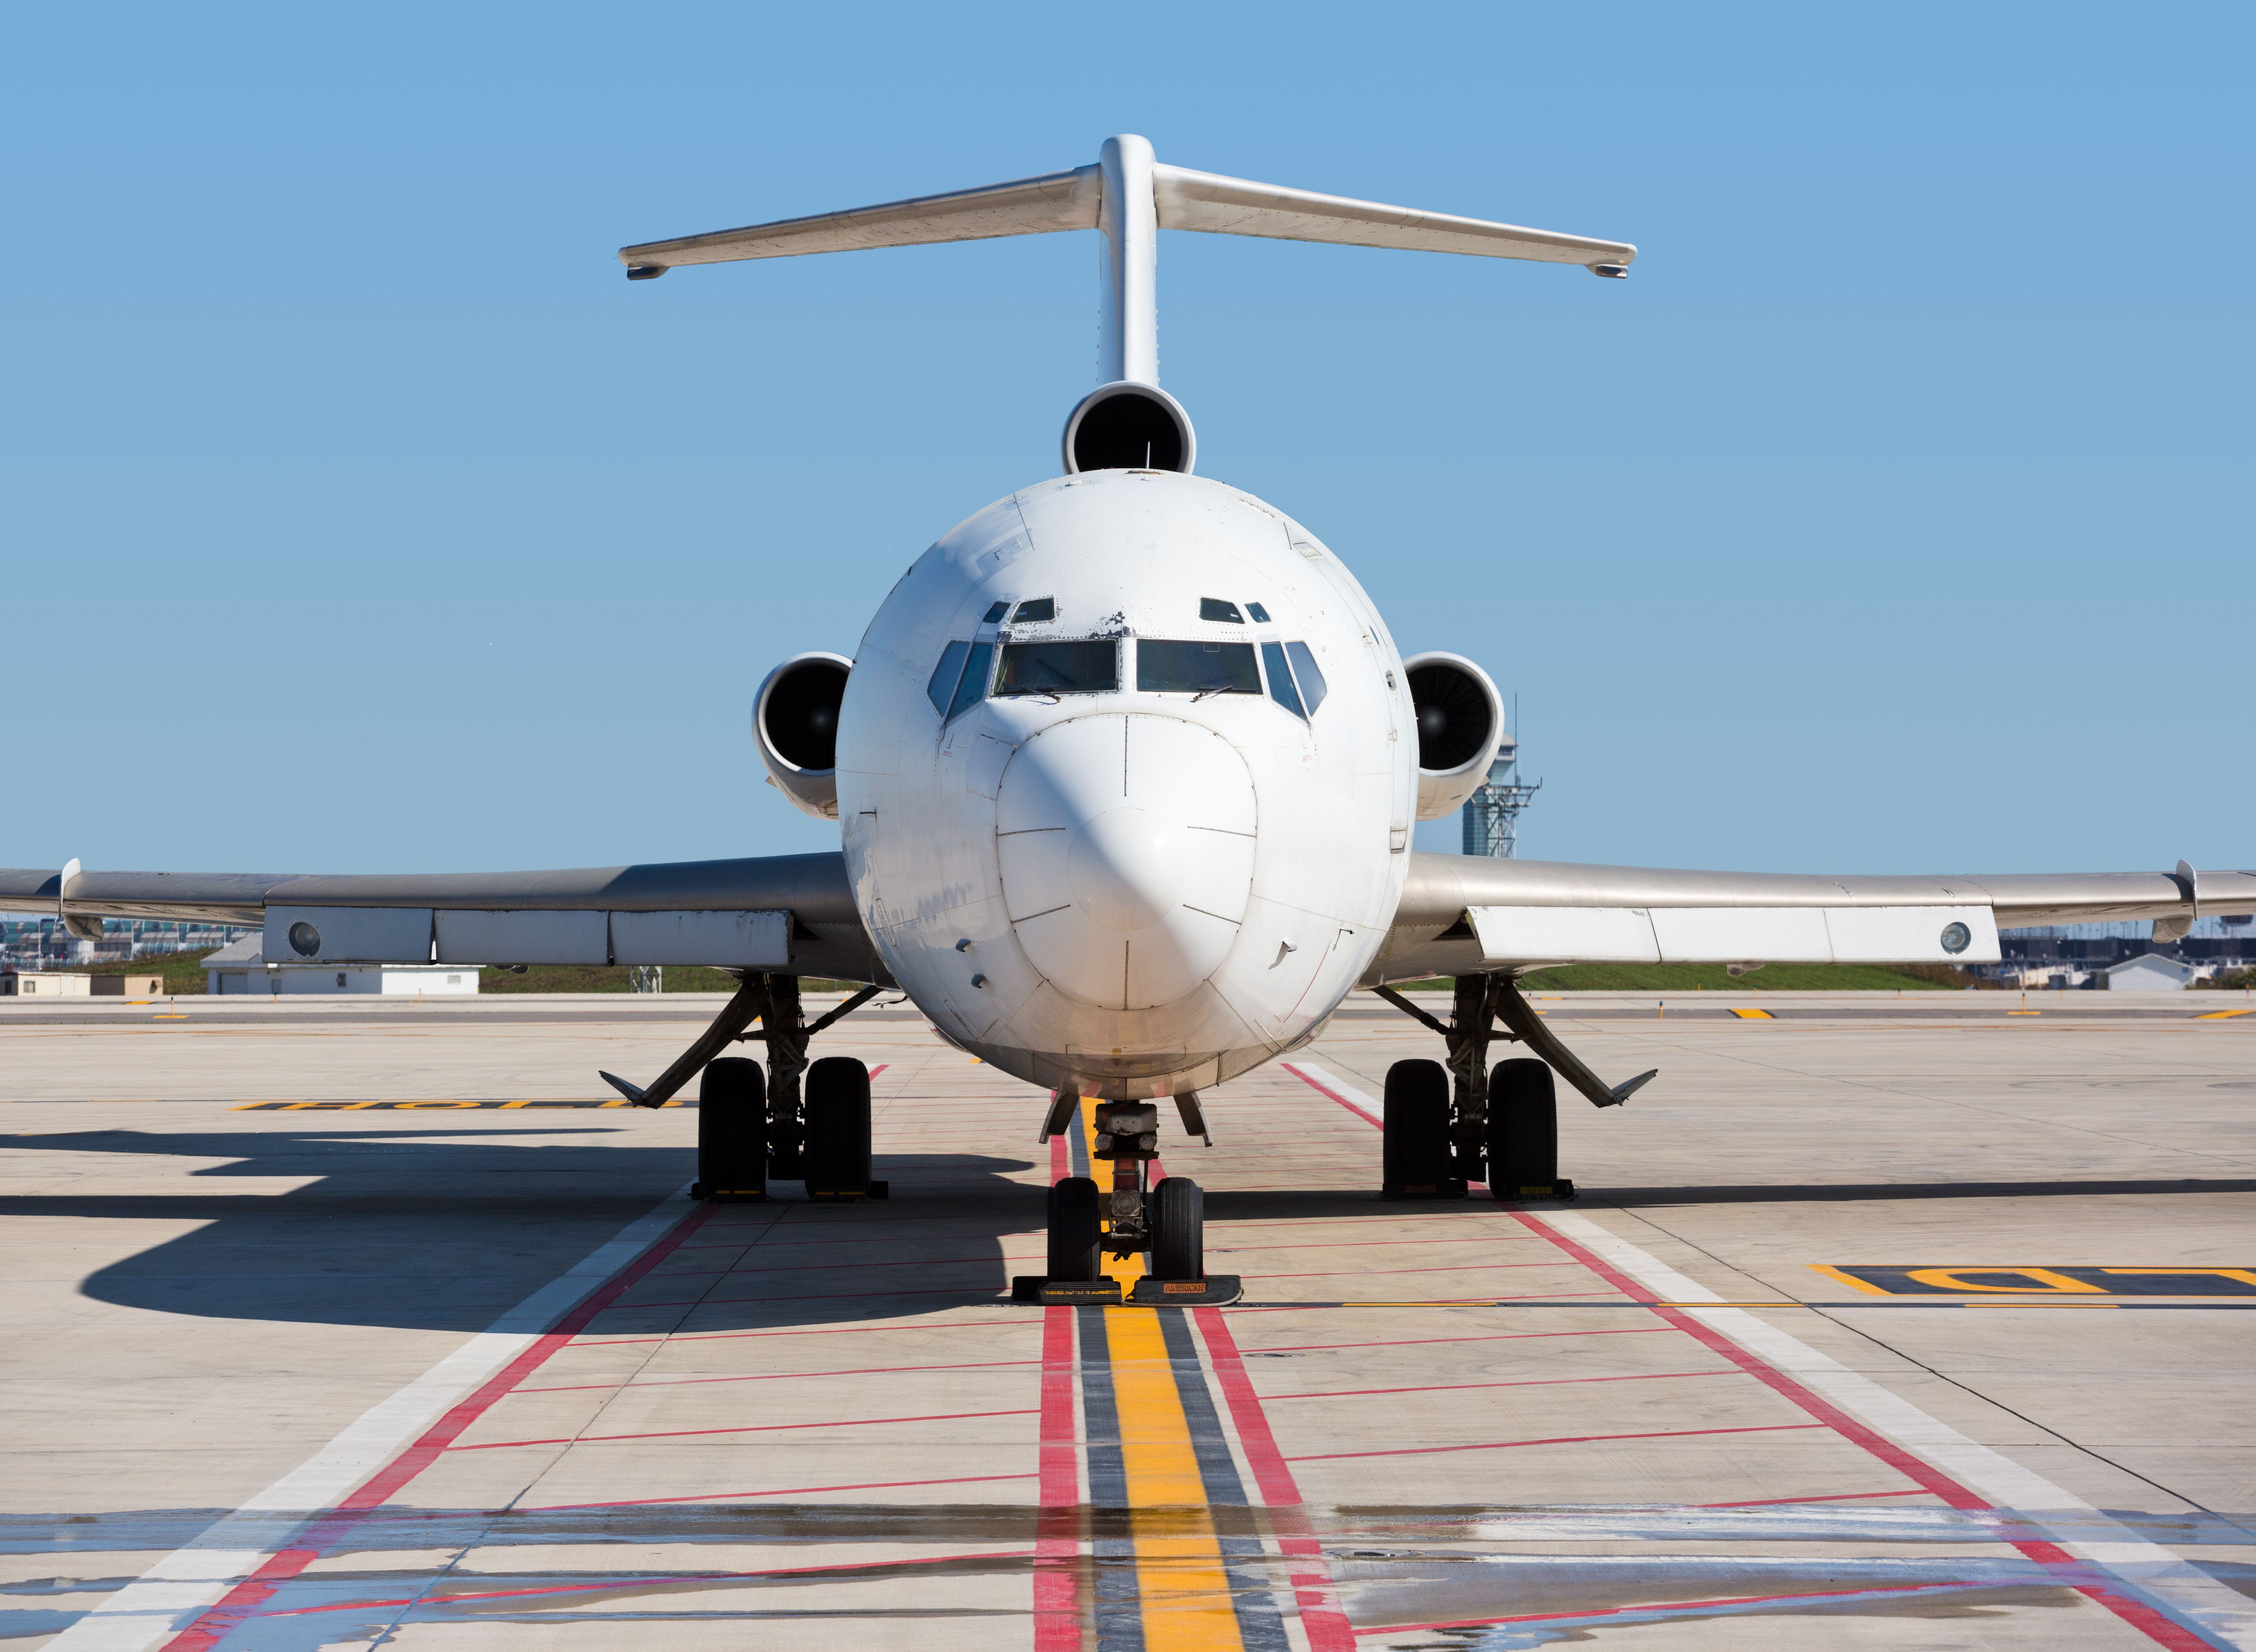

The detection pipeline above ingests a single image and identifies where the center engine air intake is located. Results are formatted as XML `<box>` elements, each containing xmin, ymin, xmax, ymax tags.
<box><xmin>1062</xmin><ymin>381</ymin><xmax>1197</xmax><ymax>475</ymax></box>
<box><xmin>1402</xmin><ymin>651</ymin><xmax>1504</xmax><ymax>820</ymax></box>
<box><xmin>755</xmin><ymin>651</ymin><xmax>853</xmax><ymax>819</ymax></box>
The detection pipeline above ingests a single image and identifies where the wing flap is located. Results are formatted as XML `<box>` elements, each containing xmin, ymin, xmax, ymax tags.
<box><xmin>1467</xmin><ymin>903</ymin><xmax>1998</xmax><ymax>970</ymax></box>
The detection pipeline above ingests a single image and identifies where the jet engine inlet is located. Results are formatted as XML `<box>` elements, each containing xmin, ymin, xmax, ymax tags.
<box><xmin>755</xmin><ymin>651</ymin><xmax>853</xmax><ymax>820</ymax></box>
<box><xmin>1062</xmin><ymin>381</ymin><xmax>1197</xmax><ymax>476</ymax></box>
<box><xmin>1403</xmin><ymin>651</ymin><xmax>1504</xmax><ymax>820</ymax></box>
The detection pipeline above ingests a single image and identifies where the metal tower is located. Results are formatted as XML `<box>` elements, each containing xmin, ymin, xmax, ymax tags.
<box><xmin>1461</xmin><ymin>711</ymin><xmax>1541</xmax><ymax>858</ymax></box>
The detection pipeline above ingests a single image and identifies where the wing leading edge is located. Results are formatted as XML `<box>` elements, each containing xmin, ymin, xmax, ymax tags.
<box><xmin>1374</xmin><ymin>854</ymin><xmax>2253</xmax><ymax>983</ymax></box>
<box><xmin>0</xmin><ymin>853</ymin><xmax>884</xmax><ymax>983</ymax></box>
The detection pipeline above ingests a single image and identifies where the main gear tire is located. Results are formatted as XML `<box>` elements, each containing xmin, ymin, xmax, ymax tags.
<box><xmin>1382</xmin><ymin>1058</ymin><xmax>1452</xmax><ymax>1194</ymax></box>
<box><xmin>697</xmin><ymin>1057</ymin><xmax>768</xmax><ymax>1200</ymax></box>
<box><xmin>1486</xmin><ymin>1057</ymin><xmax>1559</xmax><ymax>1197</ymax></box>
<box><xmin>802</xmin><ymin>1056</ymin><xmax>872</xmax><ymax>1195</ymax></box>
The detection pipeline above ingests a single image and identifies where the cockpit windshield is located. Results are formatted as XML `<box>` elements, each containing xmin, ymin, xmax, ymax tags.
<box><xmin>1138</xmin><ymin>640</ymin><xmax>1260</xmax><ymax>696</ymax></box>
<box><xmin>995</xmin><ymin>640</ymin><xmax>1118</xmax><ymax>696</ymax></box>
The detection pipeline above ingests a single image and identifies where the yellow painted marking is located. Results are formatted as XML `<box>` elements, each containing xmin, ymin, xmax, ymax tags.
<box><xmin>1904</xmin><ymin>1267</ymin><xmax>2105</xmax><ymax>1293</ymax></box>
<box><xmin>1728</xmin><ymin>1007</ymin><xmax>1774</xmax><ymax>1020</ymax></box>
<box><xmin>2196</xmin><ymin>1008</ymin><xmax>2255</xmax><ymax>1020</ymax></box>
<box><xmin>1105</xmin><ymin>1305</ymin><xmax>1241</xmax><ymax>1651</ymax></box>
<box><xmin>1070</xmin><ymin>1100</ymin><xmax>1241</xmax><ymax>1648</ymax></box>
<box><xmin>2101</xmin><ymin>1267</ymin><xmax>2256</xmax><ymax>1289</ymax></box>
<box><xmin>2007</xmin><ymin>1010</ymin><xmax>2042</xmax><ymax>1015</ymax></box>
<box><xmin>1807</xmin><ymin>1263</ymin><xmax>1892</xmax><ymax>1296</ymax></box>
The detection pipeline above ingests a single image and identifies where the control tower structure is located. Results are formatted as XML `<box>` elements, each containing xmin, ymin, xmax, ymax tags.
<box><xmin>1460</xmin><ymin>724</ymin><xmax>1541</xmax><ymax>858</ymax></box>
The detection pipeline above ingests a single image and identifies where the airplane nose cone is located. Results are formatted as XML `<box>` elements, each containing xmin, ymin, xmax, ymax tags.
<box><xmin>996</xmin><ymin>715</ymin><xmax>1257</xmax><ymax>1010</ymax></box>
<box><xmin>1068</xmin><ymin>808</ymin><xmax>1187</xmax><ymax>931</ymax></box>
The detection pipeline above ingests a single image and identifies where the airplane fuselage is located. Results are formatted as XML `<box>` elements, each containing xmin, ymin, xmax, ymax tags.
<box><xmin>838</xmin><ymin>470</ymin><xmax>1417</xmax><ymax>1100</ymax></box>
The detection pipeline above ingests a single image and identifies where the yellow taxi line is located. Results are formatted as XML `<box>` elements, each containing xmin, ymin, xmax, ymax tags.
<box><xmin>1081</xmin><ymin>1098</ymin><xmax>1244</xmax><ymax>1652</ymax></box>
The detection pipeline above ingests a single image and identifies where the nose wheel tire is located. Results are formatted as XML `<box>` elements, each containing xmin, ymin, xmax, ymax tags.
<box><xmin>1382</xmin><ymin>1058</ymin><xmax>1460</xmax><ymax>1196</ymax></box>
<box><xmin>1047</xmin><ymin>1176</ymin><xmax>1103</xmax><ymax>1280</ymax></box>
<box><xmin>694</xmin><ymin>1057</ymin><xmax>768</xmax><ymax>1200</ymax></box>
<box><xmin>1150</xmin><ymin>1176</ymin><xmax>1203</xmax><ymax>1279</ymax></box>
<box><xmin>803</xmin><ymin>1056</ymin><xmax>876</xmax><ymax>1197</ymax></box>
<box><xmin>1487</xmin><ymin>1058</ymin><xmax>1569</xmax><ymax>1200</ymax></box>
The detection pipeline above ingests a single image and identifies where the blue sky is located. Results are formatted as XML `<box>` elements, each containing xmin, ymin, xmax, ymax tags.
<box><xmin>6</xmin><ymin>3</ymin><xmax>2247</xmax><ymax>881</ymax></box>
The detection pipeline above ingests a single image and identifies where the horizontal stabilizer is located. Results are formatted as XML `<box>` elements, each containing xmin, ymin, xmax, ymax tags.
<box><xmin>618</xmin><ymin>142</ymin><xmax>1634</xmax><ymax>280</ymax></box>
<box><xmin>621</xmin><ymin>167</ymin><xmax>1100</xmax><ymax>273</ymax></box>
<box><xmin>1153</xmin><ymin>163</ymin><xmax>1635</xmax><ymax>270</ymax></box>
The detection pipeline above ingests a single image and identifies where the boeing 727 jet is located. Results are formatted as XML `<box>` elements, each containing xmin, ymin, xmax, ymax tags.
<box><xmin>10</xmin><ymin>135</ymin><xmax>2250</xmax><ymax>1302</ymax></box>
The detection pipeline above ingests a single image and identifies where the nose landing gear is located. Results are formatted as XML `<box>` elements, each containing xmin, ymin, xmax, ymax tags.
<box><xmin>1013</xmin><ymin>1099</ymin><xmax>1240</xmax><ymax>1305</ymax></box>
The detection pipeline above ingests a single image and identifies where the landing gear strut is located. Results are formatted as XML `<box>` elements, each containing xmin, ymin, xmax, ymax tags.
<box><xmin>600</xmin><ymin>972</ymin><xmax>888</xmax><ymax>1201</ymax></box>
<box><xmin>1014</xmin><ymin>1099</ymin><xmax>1239</xmax><ymax>1305</ymax></box>
<box><xmin>1371</xmin><ymin>970</ymin><xmax>1634</xmax><ymax>1202</ymax></box>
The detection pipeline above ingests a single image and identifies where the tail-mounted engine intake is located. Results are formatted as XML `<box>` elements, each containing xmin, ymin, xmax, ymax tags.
<box><xmin>755</xmin><ymin>652</ymin><xmax>852</xmax><ymax>819</ymax></box>
<box><xmin>1403</xmin><ymin>651</ymin><xmax>1504</xmax><ymax>820</ymax></box>
<box><xmin>1062</xmin><ymin>381</ymin><xmax>1197</xmax><ymax>475</ymax></box>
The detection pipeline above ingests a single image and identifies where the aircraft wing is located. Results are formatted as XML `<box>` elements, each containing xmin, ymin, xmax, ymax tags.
<box><xmin>0</xmin><ymin>853</ymin><xmax>886</xmax><ymax>983</ymax></box>
<box><xmin>1373</xmin><ymin>853</ymin><xmax>2254</xmax><ymax>982</ymax></box>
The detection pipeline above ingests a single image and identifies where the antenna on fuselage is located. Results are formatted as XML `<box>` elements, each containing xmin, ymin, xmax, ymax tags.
<box><xmin>618</xmin><ymin>135</ymin><xmax>1637</xmax><ymax>476</ymax></box>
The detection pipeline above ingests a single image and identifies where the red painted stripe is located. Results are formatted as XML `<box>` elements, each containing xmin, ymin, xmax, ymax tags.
<box><xmin>1362</xmin><ymin>1580</ymin><xmax>1984</xmax><ymax>1636</ymax></box>
<box><xmin>1506</xmin><ymin>1215</ymin><xmax>2210</xmax><ymax>1649</ymax></box>
<box><xmin>1241</xmin><ymin>1260</ymin><xmax>1581</xmax><ymax>1282</ymax></box>
<box><xmin>1696</xmin><ymin>1488</ymin><xmax>1937</xmax><ymax>1508</ymax></box>
<box><xmin>1275</xmin><ymin>1369</ymin><xmax>1740</xmax><ymax>1402</ymax></box>
<box><xmin>1241</xmin><ymin>1326</ymin><xmax>1672</xmax><ymax>1356</ymax></box>
<box><xmin>1288</xmin><ymin>1421</ymin><xmax>1825</xmax><ymax>1464</ymax></box>
<box><xmin>518</xmin><ymin>1354</ymin><xmax>1042</xmax><ymax>1394</ymax></box>
<box><xmin>1280</xmin><ymin>1061</ymin><xmax>1380</xmax><ymax>1125</ymax></box>
<box><xmin>265</xmin><ymin>1547</ymin><xmax>1038</xmax><ymax>1616</ymax></box>
<box><xmin>160</xmin><ymin>1196</ymin><xmax>730</xmax><ymax>1651</ymax></box>
<box><xmin>524</xmin><ymin>1470</ymin><xmax>1037</xmax><ymax>1512</ymax></box>
<box><xmin>574</xmin><ymin>1317</ymin><xmax>1037</xmax><ymax>1348</ymax></box>
<box><xmin>452</xmin><ymin>1405</ymin><xmax>1038</xmax><ymax>1451</ymax></box>
<box><xmin>1195</xmin><ymin>1305</ymin><xmax>1357</xmax><ymax>1652</ymax></box>
<box><xmin>1269</xmin><ymin>1104</ymin><xmax>2205</xmax><ymax>1652</ymax></box>
<box><xmin>1034</xmin><ymin>1293</ymin><xmax>1080</xmax><ymax>1651</ymax></box>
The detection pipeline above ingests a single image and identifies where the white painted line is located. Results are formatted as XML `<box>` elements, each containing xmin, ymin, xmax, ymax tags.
<box><xmin>1280</xmin><ymin>1060</ymin><xmax>1380</xmax><ymax>1116</ymax></box>
<box><xmin>46</xmin><ymin>1185</ymin><xmax>698</xmax><ymax>1652</ymax></box>
<box><xmin>1540</xmin><ymin>1209</ymin><xmax>2256</xmax><ymax>1650</ymax></box>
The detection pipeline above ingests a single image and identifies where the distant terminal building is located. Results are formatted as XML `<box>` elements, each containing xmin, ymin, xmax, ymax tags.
<box><xmin>201</xmin><ymin>935</ymin><xmax>479</xmax><ymax>997</ymax></box>
<box><xmin>1998</xmin><ymin>914</ymin><xmax>2254</xmax><ymax>989</ymax></box>
<box><xmin>1</xmin><ymin>916</ymin><xmax>255</xmax><ymax>972</ymax></box>
<box><xmin>1461</xmin><ymin>731</ymin><xmax>1540</xmax><ymax>858</ymax></box>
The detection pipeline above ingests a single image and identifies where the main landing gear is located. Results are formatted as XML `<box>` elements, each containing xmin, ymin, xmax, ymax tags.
<box><xmin>599</xmin><ymin>971</ymin><xmax>890</xmax><ymax>1202</ymax></box>
<box><xmin>1015</xmin><ymin>1099</ymin><xmax>1241</xmax><ymax>1306</ymax></box>
<box><xmin>1372</xmin><ymin>971</ymin><xmax>1658</xmax><ymax>1202</ymax></box>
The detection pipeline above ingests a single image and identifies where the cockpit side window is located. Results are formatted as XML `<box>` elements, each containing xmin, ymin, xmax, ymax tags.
<box><xmin>1198</xmin><ymin>597</ymin><xmax>1243</xmax><ymax>623</ymax></box>
<box><xmin>1012</xmin><ymin>597</ymin><xmax>1056</xmax><ymax>623</ymax></box>
<box><xmin>1261</xmin><ymin>641</ymin><xmax>1304</xmax><ymax>718</ymax></box>
<box><xmin>947</xmin><ymin>641</ymin><xmax>995</xmax><ymax>720</ymax></box>
<box><xmin>1284</xmin><ymin>640</ymin><xmax>1328</xmax><ymax>713</ymax></box>
<box><xmin>981</xmin><ymin>601</ymin><xmax>1010</xmax><ymax>624</ymax></box>
<box><xmin>1246</xmin><ymin>601</ymin><xmax>1272</xmax><ymax>623</ymax></box>
<box><xmin>926</xmin><ymin>640</ymin><xmax>972</xmax><ymax>715</ymax></box>
<box><xmin>996</xmin><ymin>639</ymin><xmax>1118</xmax><ymax>696</ymax></box>
<box><xmin>1138</xmin><ymin>639</ymin><xmax>1260</xmax><ymax>696</ymax></box>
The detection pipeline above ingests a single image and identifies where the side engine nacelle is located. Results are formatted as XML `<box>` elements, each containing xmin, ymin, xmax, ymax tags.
<box><xmin>755</xmin><ymin>652</ymin><xmax>852</xmax><ymax>820</ymax></box>
<box><xmin>1403</xmin><ymin>651</ymin><xmax>1505</xmax><ymax>820</ymax></box>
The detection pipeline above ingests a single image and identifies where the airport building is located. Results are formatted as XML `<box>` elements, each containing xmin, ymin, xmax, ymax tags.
<box><xmin>200</xmin><ymin>935</ymin><xmax>479</xmax><ymax>996</ymax></box>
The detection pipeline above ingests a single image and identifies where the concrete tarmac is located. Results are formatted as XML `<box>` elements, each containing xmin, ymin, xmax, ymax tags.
<box><xmin>3</xmin><ymin>990</ymin><xmax>2252</xmax><ymax>1649</ymax></box>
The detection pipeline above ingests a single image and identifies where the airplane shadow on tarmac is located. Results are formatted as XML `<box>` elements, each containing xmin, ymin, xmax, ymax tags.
<box><xmin>0</xmin><ymin>1124</ymin><xmax>1045</xmax><ymax>1334</ymax></box>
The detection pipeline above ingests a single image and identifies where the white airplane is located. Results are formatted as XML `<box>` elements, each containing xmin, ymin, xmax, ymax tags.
<box><xmin>12</xmin><ymin>135</ymin><xmax>2250</xmax><ymax>1304</ymax></box>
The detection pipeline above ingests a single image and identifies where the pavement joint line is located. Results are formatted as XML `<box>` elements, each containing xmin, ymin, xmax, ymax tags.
<box><xmin>1284</xmin><ymin>1421</ymin><xmax>1830</xmax><ymax>1463</ymax></box>
<box><xmin>40</xmin><ymin>1184</ymin><xmax>728</xmax><ymax>1652</ymax></box>
<box><xmin>1289</xmin><ymin>1063</ymin><xmax>2256</xmax><ymax>1650</ymax></box>
<box><xmin>451</xmin><ymin>1404</ymin><xmax>1042</xmax><ymax>1452</ymax></box>
<box><xmin>1530</xmin><ymin>1209</ymin><xmax>2256</xmax><ymax>1651</ymax></box>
